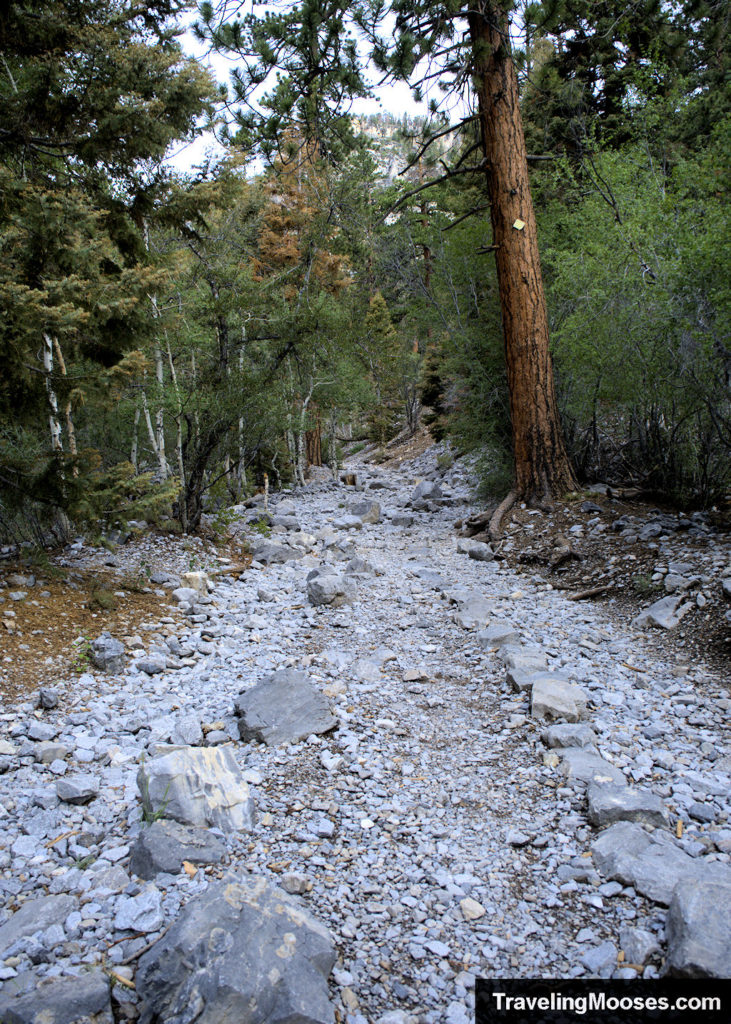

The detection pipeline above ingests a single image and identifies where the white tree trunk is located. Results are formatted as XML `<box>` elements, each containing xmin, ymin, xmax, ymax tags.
<box><xmin>131</xmin><ymin>405</ymin><xmax>141</xmax><ymax>473</ymax></box>
<box><xmin>42</xmin><ymin>333</ymin><xmax>63</xmax><ymax>453</ymax></box>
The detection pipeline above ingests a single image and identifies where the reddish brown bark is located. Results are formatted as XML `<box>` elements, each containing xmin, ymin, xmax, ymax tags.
<box><xmin>468</xmin><ymin>2</ymin><xmax>577</xmax><ymax>501</ymax></box>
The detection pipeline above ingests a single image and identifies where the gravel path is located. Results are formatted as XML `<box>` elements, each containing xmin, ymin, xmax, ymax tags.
<box><xmin>0</xmin><ymin>448</ymin><xmax>729</xmax><ymax>1022</ymax></box>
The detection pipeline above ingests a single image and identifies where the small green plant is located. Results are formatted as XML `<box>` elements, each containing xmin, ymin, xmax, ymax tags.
<box><xmin>73</xmin><ymin>853</ymin><xmax>96</xmax><ymax>870</ymax></box>
<box><xmin>89</xmin><ymin>589</ymin><xmax>117</xmax><ymax>612</ymax></box>
<box><xmin>350</xmin><ymin>441</ymin><xmax>366</xmax><ymax>455</ymax></box>
<box><xmin>632</xmin><ymin>573</ymin><xmax>662</xmax><ymax>595</ymax></box>
<box><xmin>436</xmin><ymin>451</ymin><xmax>454</xmax><ymax>471</ymax></box>
<box><xmin>250</xmin><ymin>518</ymin><xmax>271</xmax><ymax>537</ymax></box>
<box><xmin>70</xmin><ymin>636</ymin><xmax>93</xmax><ymax>673</ymax></box>
<box><xmin>139</xmin><ymin>755</ymin><xmax>171</xmax><ymax>824</ymax></box>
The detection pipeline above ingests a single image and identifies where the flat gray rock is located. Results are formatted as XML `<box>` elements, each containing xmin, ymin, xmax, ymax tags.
<box><xmin>306</xmin><ymin>574</ymin><xmax>356</xmax><ymax>608</ymax></box>
<box><xmin>137</xmin><ymin>746</ymin><xmax>255</xmax><ymax>832</ymax></box>
<box><xmin>592</xmin><ymin>821</ymin><xmax>731</xmax><ymax>905</ymax></box>
<box><xmin>619</xmin><ymin>926</ymin><xmax>660</xmax><ymax>966</ymax></box>
<box><xmin>411</xmin><ymin>480</ymin><xmax>442</xmax><ymax>503</ymax></box>
<box><xmin>136</xmin><ymin>874</ymin><xmax>336</xmax><ymax>1024</ymax></box>
<box><xmin>0</xmin><ymin>970</ymin><xmax>112</xmax><ymax>1024</ymax></box>
<box><xmin>542</xmin><ymin>723</ymin><xmax>597</xmax><ymax>749</ymax></box>
<box><xmin>235</xmin><ymin>670</ymin><xmax>337</xmax><ymax>746</ymax></box>
<box><xmin>251</xmin><ymin>541</ymin><xmax>302</xmax><ymax>565</ymax></box>
<box><xmin>0</xmin><ymin>894</ymin><xmax>76</xmax><ymax>951</ymax></box>
<box><xmin>476</xmin><ymin>621</ymin><xmax>519</xmax><ymax>647</ymax></box>
<box><xmin>666</xmin><ymin>878</ymin><xmax>731</xmax><ymax>977</ymax></box>
<box><xmin>130</xmin><ymin>820</ymin><xmax>227</xmax><ymax>879</ymax></box>
<box><xmin>587</xmin><ymin>782</ymin><xmax>669</xmax><ymax>828</ymax></box>
<box><xmin>634</xmin><ymin>595</ymin><xmax>690</xmax><ymax>629</ymax></box>
<box><xmin>531</xmin><ymin>677</ymin><xmax>588</xmax><ymax>723</ymax></box>
<box><xmin>558</xmin><ymin>749</ymin><xmax>625</xmax><ymax>785</ymax></box>
<box><xmin>114</xmin><ymin>885</ymin><xmax>164</xmax><ymax>933</ymax></box>
<box><xmin>56</xmin><ymin>774</ymin><xmax>99</xmax><ymax>804</ymax></box>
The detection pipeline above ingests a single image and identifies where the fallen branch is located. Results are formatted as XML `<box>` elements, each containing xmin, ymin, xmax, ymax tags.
<box><xmin>121</xmin><ymin>923</ymin><xmax>172</xmax><ymax>965</ymax></box>
<box><xmin>566</xmin><ymin>584</ymin><xmax>611</xmax><ymax>601</ymax></box>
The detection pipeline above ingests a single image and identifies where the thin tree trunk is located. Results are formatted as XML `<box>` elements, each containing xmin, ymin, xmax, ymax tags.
<box><xmin>42</xmin><ymin>333</ymin><xmax>63</xmax><ymax>454</ymax></box>
<box><xmin>51</xmin><ymin>337</ymin><xmax>78</xmax><ymax>476</ymax></box>
<box><xmin>131</xmin><ymin>405</ymin><xmax>141</xmax><ymax>473</ymax></box>
<box><xmin>468</xmin><ymin>2</ymin><xmax>577</xmax><ymax>501</ymax></box>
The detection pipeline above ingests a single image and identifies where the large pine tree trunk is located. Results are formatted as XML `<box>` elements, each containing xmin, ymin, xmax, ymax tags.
<box><xmin>468</xmin><ymin>3</ymin><xmax>576</xmax><ymax>501</ymax></box>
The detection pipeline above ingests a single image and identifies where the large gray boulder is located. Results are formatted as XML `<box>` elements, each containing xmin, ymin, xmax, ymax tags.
<box><xmin>306</xmin><ymin>573</ymin><xmax>356</xmax><ymax>608</ymax></box>
<box><xmin>558</xmin><ymin>748</ymin><xmax>625</xmax><ymax>785</ymax></box>
<box><xmin>130</xmin><ymin>820</ymin><xmax>227</xmax><ymax>880</ymax></box>
<box><xmin>410</xmin><ymin>480</ymin><xmax>442</xmax><ymax>504</ymax></box>
<box><xmin>137</xmin><ymin>746</ymin><xmax>255</xmax><ymax>832</ymax></box>
<box><xmin>235</xmin><ymin>670</ymin><xmax>337</xmax><ymax>746</ymax></box>
<box><xmin>90</xmin><ymin>633</ymin><xmax>125</xmax><ymax>673</ymax></box>
<box><xmin>136</xmin><ymin>874</ymin><xmax>336</xmax><ymax>1024</ymax></box>
<box><xmin>0</xmin><ymin>970</ymin><xmax>112</xmax><ymax>1024</ymax></box>
<box><xmin>665</xmin><ymin>878</ymin><xmax>731</xmax><ymax>977</ymax></box>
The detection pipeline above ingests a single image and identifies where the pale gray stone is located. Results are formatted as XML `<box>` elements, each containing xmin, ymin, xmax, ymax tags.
<box><xmin>56</xmin><ymin>774</ymin><xmax>99</xmax><ymax>804</ymax></box>
<box><xmin>348</xmin><ymin>499</ymin><xmax>381</xmax><ymax>524</ymax></box>
<box><xmin>137</xmin><ymin>746</ymin><xmax>255</xmax><ymax>831</ymax></box>
<box><xmin>558</xmin><ymin>749</ymin><xmax>625</xmax><ymax>786</ymax></box>
<box><xmin>587</xmin><ymin>782</ymin><xmax>669</xmax><ymax>828</ymax></box>
<box><xmin>136</xmin><ymin>874</ymin><xmax>336</xmax><ymax>1024</ymax></box>
<box><xmin>307</xmin><ymin>574</ymin><xmax>356</xmax><ymax>608</ymax></box>
<box><xmin>114</xmin><ymin>885</ymin><xmax>164</xmax><ymax>933</ymax></box>
<box><xmin>531</xmin><ymin>677</ymin><xmax>588</xmax><ymax>723</ymax></box>
<box><xmin>666</xmin><ymin>879</ymin><xmax>731</xmax><ymax>977</ymax></box>
<box><xmin>411</xmin><ymin>480</ymin><xmax>442</xmax><ymax>503</ymax></box>
<box><xmin>235</xmin><ymin>669</ymin><xmax>337</xmax><ymax>746</ymax></box>
<box><xmin>137</xmin><ymin>654</ymin><xmax>168</xmax><ymax>675</ymax></box>
<box><xmin>0</xmin><ymin>894</ymin><xmax>76</xmax><ymax>950</ymax></box>
<box><xmin>251</xmin><ymin>541</ymin><xmax>302</xmax><ymax>565</ymax></box>
<box><xmin>619</xmin><ymin>926</ymin><xmax>660</xmax><ymax>966</ymax></box>
<box><xmin>542</xmin><ymin>723</ymin><xmax>597</xmax><ymax>749</ymax></box>
<box><xmin>476</xmin><ymin>621</ymin><xmax>519</xmax><ymax>647</ymax></box>
<box><xmin>634</xmin><ymin>595</ymin><xmax>690</xmax><ymax>629</ymax></box>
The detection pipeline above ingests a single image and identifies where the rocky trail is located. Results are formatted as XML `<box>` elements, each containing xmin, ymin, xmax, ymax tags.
<box><xmin>0</xmin><ymin>444</ymin><xmax>729</xmax><ymax>1024</ymax></box>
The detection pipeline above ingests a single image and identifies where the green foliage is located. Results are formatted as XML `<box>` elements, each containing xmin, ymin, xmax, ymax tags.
<box><xmin>70</xmin><ymin>636</ymin><xmax>93</xmax><ymax>674</ymax></box>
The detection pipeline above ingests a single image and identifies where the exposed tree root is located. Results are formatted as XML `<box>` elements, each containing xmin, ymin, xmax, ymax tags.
<box><xmin>488</xmin><ymin>489</ymin><xmax>518</xmax><ymax>542</ymax></box>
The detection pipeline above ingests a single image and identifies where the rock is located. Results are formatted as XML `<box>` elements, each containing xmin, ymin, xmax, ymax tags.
<box><xmin>137</xmin><ymin>654</ymin><xmax>168</xmax><ymax>675</ymax></box>
<box><xmin>587</xmin><ymin>782</ymin><xmax>669</xmax><ymax>828</ymax></box>
<box><xmin>56</xmin><ymin>774</ymin><xmax>99</xmax><ymax>804</ymax></box>
<box><xmin>452</xmin><ymin>595</ymin><xmax>492</xmax><ymax>629</ymax></box>
<box><xmin>37</xmin><ymin>688</ymin><xmax>59</xmax><ymax>710</ymax></box>
<box><xmin>181</xmin><ymin>571</ymin><xmax>209</xmax><ymax>595</ymax></box>
<box><xmin>558</xmin><ymin>749</ymin><xmax>625</xmax><ymax>786</ymax></box>
<box><xmin>171</xmin><ymin>586</ymin><xmax>199</xmax><ymax>605</ymax></box>
<box><xmin>619</xmin><ymin>926</ymin><xmax>660</xmax><ymax>966</ymax></box>
<box><xmin>459</xmin><ymin>897</ymin><xmax>486</xmax><ymax>921</ymax></box>
<box><xmin>411</xmin><ymin>480</ymin><xmax>442</xmax><ymax>504</ymax></box>
<box><xmin>391</xmin><ymin>514</ymin><xmax>414</xmax><ymax>527</ymax></box>
<box><xmin>592</xmin><ymin>821</ymin><xmax>731</xmax><ymax>905</ymax></box>
<box><xmin>137</xmin><ymin>746</ymin><xmax>255</xmax><ymax>831</ymax></box>
<box><xmin>468</xmin><ymin>542</ymin><xmax>494</xmax><ymax>562</ymax></box>
<box><xmin>0</xmin><ymin>970</ymin><xmax>113</xmax><ymax>1024</ymax></box>
<box><xmin>251</xmin><ymin>541</ymin><xmax>302</xmax><ymax>565</ymax></box>
<box><xmin>0</xmin><ymin>894</ymin><xmax>76</xmax><ymax>950</ymax></box>
<box><xmin>136</xmin><ymin>874</ymin><xmax>336</xmax><ymax>1024</ymax></box>
<box><xmin>130</xmin><ymin>820</ymin><xmax>227</xmax><ymax>879</ymax></box>
<box><xmin>634</xmin><ymin>595</ymin><xmax>691</xmax><ymax>629</ymax></box>
<box><xmin>235</xmin><ymin>669</ymin><xmax>337</xmax><ymax>746</ymax></box>
<box><xmin>333</xmin><ymin>515</ymin><xmax>363</xmax><ymax>531</ymax></box>
<box><xmin>476</xmin><ymin>621</ymin><xmax>519</xmax><ymax>648</ymax></box>
<box><xmin>542</xmin><ymin>723</ymin><xmax>597</xmax><ymax>749</ymax></box>
<box><xmin>306</xmin><ymin>574</ymin><xmax>356</xmax><ymax>608</ymax></box>
<box><xmin>90</xmin><ymin>633</ymin><xmax>125</xmax><ymax>673</ymax></box>
<box><xmin>531</xmin><ymin>677</ymin><xmax>588</xmax><ymax>723</ymax></box>
<box><xmin>115</xmin><ymin>885</ymin><xmax>164</xmax><ymax>933</ymax></box>
<box><xmin>666</xmin><ymin>878</ymin><xmax>731</xmax><ymax>978</ymax></box>
<box><xmin>580</xmin><ymin>940</ymin><xmax>618</xmax><ymax>975</ymax></box>
<box><xmin>348</xmin><ymin>499</ymin><xmax>381</xmax><ymax>525</ymax></box>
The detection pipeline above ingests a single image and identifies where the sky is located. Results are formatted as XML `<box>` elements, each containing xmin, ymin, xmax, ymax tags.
<box><xmin>166</xmin><ymin>4</ymin><xmax>447</xmax><ymax>173</ymax></box>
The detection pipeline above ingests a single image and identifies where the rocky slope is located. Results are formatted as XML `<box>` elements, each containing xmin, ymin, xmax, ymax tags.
<box><xmin>0</xmin><ymin>447</ymin><xmax>729</xmax><ymax>1023</ymax></box>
